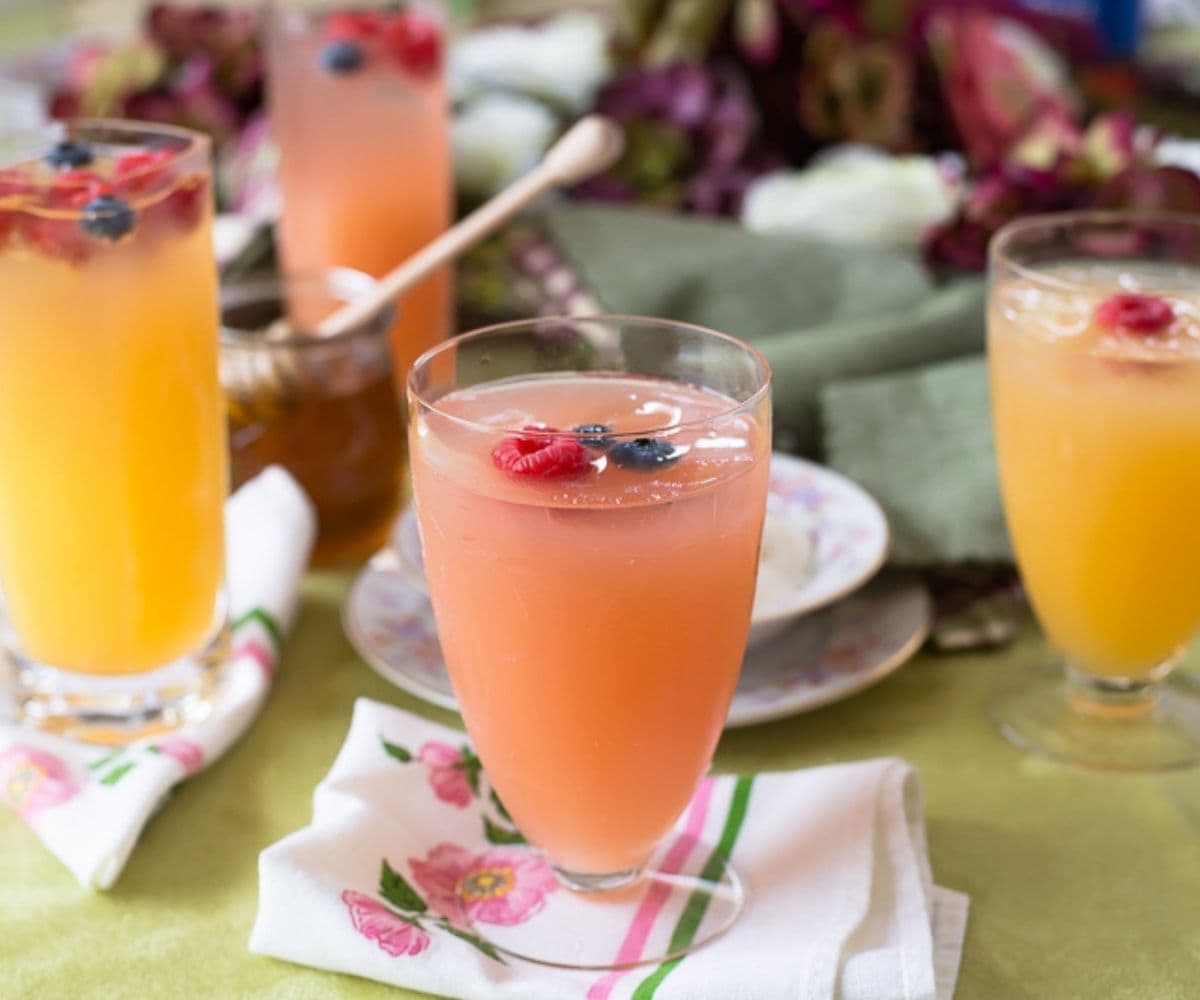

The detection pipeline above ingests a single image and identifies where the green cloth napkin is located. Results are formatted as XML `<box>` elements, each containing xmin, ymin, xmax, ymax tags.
<box><xmin>822</xmin><ymin>357</ymin><xmax>1009</xmax><ymax>564</ymax></box>
<box><xmin>539</xmin><ymin>204</ymin><xmax>1002</xmax><ymax>565</ymax></box>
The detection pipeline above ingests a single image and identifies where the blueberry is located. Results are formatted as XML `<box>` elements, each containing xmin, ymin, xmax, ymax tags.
<box><xmin>45</xmin><ymin>140</ymin><xmax>94</xmax><ymax>170</ymax></box>
<box><xmin>573</xmin><ymin>423</ymin><xmax>614</xmax><ymax>449</ymax></box>
<box><xmin>320</xmin><ymin>40</ymin><xmax>365</xmax><ymax>74</ymax></box>
<box><xmin>609</xmin><ymin>437</ymin><xmax>679</xmax><ymax>470</ymax></box>
<box><xmin>79</xmin><ymin>195</ymin><xmax>137</xmax><ymax>241</ymax></box>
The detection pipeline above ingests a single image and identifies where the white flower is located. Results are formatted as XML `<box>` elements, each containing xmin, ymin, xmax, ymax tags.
<box><xmin>452</xmin><ymin>93</ymin><xmax>558</xmax><ymax>199</ymax></box>
<box><xmin>449</xmin><ymin>11</ymin><xmax>613</xmax><ymax>114</ymax></box>
<box><xmin>1155</xmin><ymin>136</ymin><xmax>1200</xmax><ymax>178</ymax></box>
<box><xmin>741</xmin><ymin>146</ymin><xmax>962</xmax><ymax>246</ymax></box>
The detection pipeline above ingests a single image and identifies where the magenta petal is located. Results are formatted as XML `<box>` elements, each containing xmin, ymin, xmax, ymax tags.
<box><xmin>411</xmin><ymin>843</ymin><xmax>474</xmax><ymax>923</ymax></box>
<box><xmin>342</xmin><ymin>890</ymin><xmax>431</xmax><ymax>958</ymax></box>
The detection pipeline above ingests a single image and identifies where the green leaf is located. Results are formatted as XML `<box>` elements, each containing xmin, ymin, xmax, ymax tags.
<box><xmin>438</xmin><ymin>921</ymin><xmax>506</xmax><ymax>964</ymax></box>
<box><xmin>100</xmin><ymin>762</ymin><xmax>135</xmax><ymax>786</ymax></box>
<box><xmin>379</xmin><ymin>860</ymin><xmax>427</xmax><ymax>913</ymax></box>
<box><xmin>458</xmin><ymin>745</ymin><xmax>481</xmax><ymax>797</ymax></box>
<box><xmin>483</xmin><ymin>815</ymin><xmax>526</xmax><ymax>846</ymax></box>
<box><xmin>488</xmin><ymin>788</ymin><xmax>513</xmax><ymax>823</ymax></box>
<box><xmin>380</xmin><ymin>738</ymin><xmax>413</xmax><ymax>763</ymax></box>
<box><xmin>87</xmin><ymin>751</ymin><xmax>120</xmax><ymax>772</ymax></box>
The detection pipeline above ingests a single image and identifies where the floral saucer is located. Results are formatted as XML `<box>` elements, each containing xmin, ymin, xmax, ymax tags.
<box><xmin>343</xmin><ymin>552</ymin><xmax>930</xmax><ymax>726</ymax></box>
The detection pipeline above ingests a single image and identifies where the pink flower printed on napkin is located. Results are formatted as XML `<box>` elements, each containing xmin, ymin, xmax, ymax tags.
<box><xmin>410</xmin><ymin>843</ymin><xmax>557</xmax><ymax>927</ymax></box>
<box><xmin>342</xmin><ymin>890</ymin><xmax>431</xmax><ymax>957</ymax></box>
<box><xmin>0</xmin><ymin>746</ymin><xmax>80</xmax><ymax>820</ymax></box>
<box><xmin>156</xmin><ymin>738</ymin><xmax>205</xmax><ymax>775</ymax></box>
<box><xmin>418</xmin><ymin>741</ymin><xmax>473</xmax><ymax>808</ymax></box>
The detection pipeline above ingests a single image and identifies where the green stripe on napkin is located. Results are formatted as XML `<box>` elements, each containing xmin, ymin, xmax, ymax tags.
<box><xmin>232</xmin><ymin>607</ymin><xmax>283</xmax><ymax>655</ymax></box>
<box><xmin>632</xmin><ymin>775</ymin><xmax>755</xmax><ymax>1000</ymax></box>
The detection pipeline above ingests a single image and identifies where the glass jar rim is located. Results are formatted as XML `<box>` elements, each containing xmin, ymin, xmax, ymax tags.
<box><xmin>989</xmin><ymin>209</ymin><xmax>1200</xmax><ymax>294</ymax></box>
<box><xmin>220</xmin><ymin>268</ymin><xmax>396</xmax><ymax>349</ymax></box>
<box><xmin>407</xmin><ymin>314</ymin><xmax>772</xmax><ymax>441</ymax></box>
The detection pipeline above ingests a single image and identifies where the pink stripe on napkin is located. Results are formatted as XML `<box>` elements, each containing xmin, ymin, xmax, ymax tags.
<box><xmin>586</xmin><ymin>776</ymin><xmax>717</xmax><ymax>1000</ymax></box>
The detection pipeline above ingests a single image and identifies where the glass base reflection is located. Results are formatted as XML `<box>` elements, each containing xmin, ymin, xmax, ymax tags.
<box><xmin>990</xmin><ymin>663</ymin><xmax>1200</xmax><ymax>772</ymax></box>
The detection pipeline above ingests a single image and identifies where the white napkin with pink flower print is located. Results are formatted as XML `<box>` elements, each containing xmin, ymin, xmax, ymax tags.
<box><xmin>250</xmin><ymin>698</ymin><xmax>969</xmax><ymax>1000</ymax></box>
<box><xmin>0</xmin><ymin>467</ymin><xmax>315</xmax><ymax>890</ymax></box>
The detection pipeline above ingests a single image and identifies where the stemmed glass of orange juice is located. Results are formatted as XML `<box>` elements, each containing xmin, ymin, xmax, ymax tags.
<box><xmin>408</xmin><ymin>317</ymin><xmax>771</xmax><ymax>967</ymax></box>
<box><xmin>989</xmin><ymin>211</ymin><xmax>1200</xmax><ymax>770</ymax></box>
<box><xmin>0</xmin><ymin>121</ymin><xmax>227</xmax><ymax>743</ymax></box>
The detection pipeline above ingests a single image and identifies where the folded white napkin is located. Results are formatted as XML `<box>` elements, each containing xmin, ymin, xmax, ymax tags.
<box><xmin>0</xmin><ymin>467</ymin><xmax>316</xmax><ymax>889</ymax></box>
<box><xmin>251</xmin><ymin>699</ymin><xmax>968</xmax><ymax>1000</ymax></box>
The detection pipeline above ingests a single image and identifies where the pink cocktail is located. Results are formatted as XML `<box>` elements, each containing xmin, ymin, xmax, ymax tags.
<box><xmin>409</xmin><ymin>317</ymin><xmax>771</xmax><ymax>968</ymax></box>
<box><xmin>267</xmin><ymin>1</ymin><xmax>451</xmax><ymax>386</ymax></box>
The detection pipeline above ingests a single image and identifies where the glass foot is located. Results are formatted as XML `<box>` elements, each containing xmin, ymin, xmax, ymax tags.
<box><xmin>990</xmin><ymin>663</ymin><xmax>1200</xmax><ymax>772</ymax></box>
<box><xmin>3</xmin><ymin>622</ymin><xmax>229</xmax><ymax>745</ymax></box>
<box><xmin>456</xmin><ymin>843</ymin><xmax>744</xmax><ymax>970</ymax></box>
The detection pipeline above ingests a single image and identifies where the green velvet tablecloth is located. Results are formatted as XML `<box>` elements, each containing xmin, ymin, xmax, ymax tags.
<box><xmin>3</xmin><ymin>571</ymin><xmax>1199</xmax><ymax>999</ymax></box>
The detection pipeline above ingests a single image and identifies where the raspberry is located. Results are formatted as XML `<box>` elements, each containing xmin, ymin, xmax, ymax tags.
<box><xmin>114</xmin><ymin>149</ymin><xmax>175</xmax><ymax>197</ymax></box>
<box><xmin>492</xmin><ymin>428</ymin><xmax>592</xmax><ymax>478</ymax></box>
<box><xmin>383</xmin><ymin>11</ymin><xmax>441</xmax><ymax>78</ymax></box>
<box><xmin>162</xmin><ymin>173</ymin><xmax>208</xmax><ymax>228</ymax></box>
<box><xmin>324</xmin><ymin>11</ymin><xmax>384</xmax><ymax>40</ymax></box>
<box><xmin>0</xmin><ymin>169</ymin><xmax>36</xmax><ymax>201</ymax></box>
<box><xmin>18</xmin><ymin>170</ymin><xmax>107</xmax><ymax>264</ymax></box>
<box><xmin>1095</xmin><ymin>293</ymin><xmax>1175</xmax><ymax>335</ymax></box>
<box><xmin>0</xmin><ymin>170</ymin><xmax>34</xmax><ymax>245</ymax></box>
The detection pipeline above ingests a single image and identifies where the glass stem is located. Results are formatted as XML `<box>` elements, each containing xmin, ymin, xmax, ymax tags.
<box><xmin>1066</xmin><ymin>667</ymin><xmax>1162</xmax><ymax>719</ymax></box>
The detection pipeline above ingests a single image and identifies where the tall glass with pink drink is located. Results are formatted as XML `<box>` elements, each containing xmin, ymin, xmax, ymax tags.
<box><xmin>408</xmin><ymin>317</ymin><xmax>771</xmax><ymax>968</ymax></box>
<box><xmin>266</xmin><ymin>1</ymin><xmax>452</xmax><ymax>389</ymax></box>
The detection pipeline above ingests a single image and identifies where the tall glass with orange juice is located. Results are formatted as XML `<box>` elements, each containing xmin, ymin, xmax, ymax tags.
<box><xmin>266</xmin><ymin>0</ymin><xmax>452</xmax><ymax>391</ymax></box>
<box><xmin>989</xmin><ymin>212</ymin><xmax>1200</xmax><ymax>770</ymax></box>
<box><xmin>0</xmin><ymin>122</ymin><xmax>227</xmax><ymax>742</ymax></box>
<box><xmin>408</xmin><ymin>317</ymin><xmax>771</xmax><ymax>967</ymax></box>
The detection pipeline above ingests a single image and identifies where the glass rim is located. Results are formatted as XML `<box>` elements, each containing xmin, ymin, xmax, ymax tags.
<box><xmin>0</xmin><ymin>118</ymin><xmax>211</xmax><ymax>218</ymax></box>
<box><xmin>220</xmin><ymin>267</ymin><xmax>396</xmax><ymax>349</ymax></box>
<box><xmin>1</xmin><ymin>117</ymin><xmax>208</xmax><ymax>180</ymax></box>
<box><xmin>990</xmin><ymin>209</ymin><xmax>1200</xmax><ymax>293</ymax></box>
<box><xmin>407</xmin><ymin>313</ymin><xmax>773</xmax><ymax>440</ymax></box>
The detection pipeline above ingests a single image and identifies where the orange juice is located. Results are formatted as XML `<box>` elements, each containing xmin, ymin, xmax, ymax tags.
<box><xmin>267</xmin><ymin>3</ymin><xmax>452</xmax><ymax>385</ymax></box>
<box><xmin>0</xmin><ymin>132</ymin><xmax>225</xmax><ymax>674</ymax></box>
<box><xmin>412</xmin><ymin>374</ymin><xmax>770</xmax><ymax>874</ymax></box>
<box><xmin>990</xmin><ymin>265</ymin><xmax>1200</xmax><ymax>679</ymax></box>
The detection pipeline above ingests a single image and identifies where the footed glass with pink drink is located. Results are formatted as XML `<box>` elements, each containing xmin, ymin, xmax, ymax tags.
<box><xmin>408</xmin><ymin>317</ymin><xmax>771</xmax><ymax>968</ymax></box>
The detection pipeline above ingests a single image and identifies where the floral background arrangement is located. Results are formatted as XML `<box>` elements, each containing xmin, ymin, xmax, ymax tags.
<box><xmin>18</xmin><ymin>0</ymin><xmax>1200</xmax><ymax>272</ymax></box>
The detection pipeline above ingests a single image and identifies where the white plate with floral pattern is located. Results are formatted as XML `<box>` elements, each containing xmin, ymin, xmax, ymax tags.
<box><xmin>343</xmin><ymin>553</ymin><xmax>930</xmax><ymax>727</ymax></box>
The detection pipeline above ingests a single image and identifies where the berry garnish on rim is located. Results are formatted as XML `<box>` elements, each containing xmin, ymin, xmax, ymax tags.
<box><xmin>320</xmin><ymin>39</ymin><xmax>365</xmax><ymax>74</ymax></box>
<box><xmin>16</xmin><ymin>169</ymin><xmax>107</xmax><ymax>264</ymax></box>
<box><xmin>1095</xmin><ymin>294</ymin><xmax>1175</xmax><ymax>334</ymax></box>
<box><xmin>609</xmin><ymin>438</ymin><xmax>680</xmax><ymax>469</ymax></box>
<box><xmin>493</xmin><ymin>427</ymin><xmax>593</xmax><ymax>478</ymax></box>
<box><xmin>383</xmin><ymin>11</ymin><xmax>441</xmax><ymax>77</ymax></box>
<box><xmin>44</xmin><ymin>141</ymin><xmax>94</xmax><ymax>171</ymax></box>
<box><xmin>80</xmin><ymin>195</ymin><xmax>137</xmax><ymax>242</ymax></box>
<box><xmin>319</xmin><ymin>8</ymin><xmax>441</xmax><ymax>78</ymax></box>
<box><xmin>114</xmin><ymin>149</ymin><xmax>175</xmax><ymax>195</ymax></box>
<box><xmin>573</xmin><ymin>424</ymin><xmax>614</xmax><ymax>449</ymax></box>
